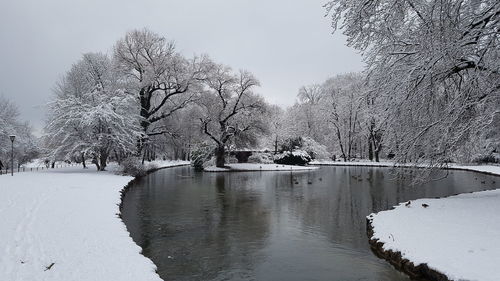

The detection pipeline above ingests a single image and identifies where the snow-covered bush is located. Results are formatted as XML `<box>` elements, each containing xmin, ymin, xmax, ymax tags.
<box><xmin>191</xmin><ymin>142</ymin><xmax>214</xmax><ymax>171</ymax></box>
<box><xmin>120</xmin><ymin>157</ymin><xmax>147</xmax><ymax>177</ymax></box>
<box><xmin>277</xmin><ymin>136</ymin><xmax>329</xmax><ymax>163</ymax></box>
<box><xmin>248</xmin><ymin>153</ymin><xmax>274</xmax><ymax>164</ymax></box>
<box><xmin>274</xmin><ymin>150</ymin><xmax>311</xmax><ymax>166</ymax></box>
<box><xmin>301</xmin><ymin>137</ymin><xmax>330</xmax><ymax>160</ymax></box>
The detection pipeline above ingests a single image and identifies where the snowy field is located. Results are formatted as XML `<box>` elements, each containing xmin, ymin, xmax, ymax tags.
<box><xmin>368</xmin><ymin>165</ymin><xmax>500</xmax><ymax>281</ymax></box>
<box><xmin>204</xmin><ymin>163</ymin><xmax>318</xmax><ymax>172</ymax></box>
<box><xmin>0</xmin><ymin>160</ymin><xmax>189</xmax><ymax>281</ymax></box>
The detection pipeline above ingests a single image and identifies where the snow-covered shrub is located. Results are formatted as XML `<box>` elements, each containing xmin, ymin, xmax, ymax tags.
<box><xmin>120</xmin><ymin>157</ymin><xmax>147</xmax><ymax>177</ymax></box>
<box><xmin>301</xmin><ymin>137</ymin><xmax>330</xmax><ymax>160</ymax></box>
<box><xmin>277</xmin><ymin>136</ymin><xmax>329</xmax><ymax>162</ymax></box>
<box><xmin>274</xmin><ymin>150</ymin><xmax>311</xmax><ymax>166</ymax></box>
<box><xmin>248</xmin><ymin>153</ymin><xmax>274</xmax><ymax>164</ymax></box>
<box><xmin>191</xmin><ymin>142</ymin><xmax>214</xmax><ymax>171</ymax></box>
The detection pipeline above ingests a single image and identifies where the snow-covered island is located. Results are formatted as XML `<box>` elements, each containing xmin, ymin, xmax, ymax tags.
<box><xmin>204</xmin><ymin>163</ymin><xmax>318</xmax><ymax>172</ymax></box>
<box><xmin>0</xmin><ymin>161</ymin><xmax>188</xmax><ymax>281</ymax></box>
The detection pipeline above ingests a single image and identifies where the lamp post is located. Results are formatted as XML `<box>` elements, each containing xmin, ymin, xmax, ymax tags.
<box><xmin>9</xmin><ymin>135</ymin><xmax>15</xmax><ymax>176</ymax></box>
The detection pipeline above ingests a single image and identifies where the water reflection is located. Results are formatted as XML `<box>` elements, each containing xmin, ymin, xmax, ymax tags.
<box><xmin>122</xmin><ymin>166</ymin><xmax>499</xmax><ymax>281</ymax></box>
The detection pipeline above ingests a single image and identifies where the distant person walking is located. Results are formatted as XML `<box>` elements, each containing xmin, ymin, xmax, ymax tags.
<box><xmin>0</xmin><ymin>160</ymin><xmax>4</xmax><ymax>173</ymax></box>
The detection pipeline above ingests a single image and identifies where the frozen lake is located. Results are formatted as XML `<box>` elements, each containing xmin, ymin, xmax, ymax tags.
<box><xmin>121</xmin><ymin>166</ymin><xmax>499</xmax><ymax>281</ymax></box>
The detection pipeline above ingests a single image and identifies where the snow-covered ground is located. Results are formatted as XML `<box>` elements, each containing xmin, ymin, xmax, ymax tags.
<box><xmin>368</xmin><ymin>165</ymin><xmax>500</xmax><ymax>281</ymax></box>
<box><xmin>311</xmin><ymin>160</ymin><xmax>500</xmax><ymax>176</ymax></box>
<box><xmin>19</xmin><ymin>160</ymin><xmax>77</xmax><ymax>169</ymax></box>
<box><xmin>142</xmin><ymin>159</ymin><xmax>190</xmax><ymax>171</ymax></box>
<box><xmin>204</xmin><ymin>163</ymin><xmax>318</xmax><ymax>172</ymax></box>
<box><xmin>448</xmin><ymin>164</ymin><xmax>500</xmax><ymax>176</ymax></box>
<box><xmin>0</xmin><ymin>160</ymin><xmax>189</xmax><ymax>281</ymax></box>
<box><xmin>310</xmin><ymin>160</ymin><xmax>394</xmax><ymax>167</ymax></box>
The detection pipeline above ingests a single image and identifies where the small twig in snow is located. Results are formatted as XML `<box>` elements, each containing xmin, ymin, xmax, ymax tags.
<box><xmin>44</xmin><ymin>262</ymin><xmax>55</xmax><ymax>271</ymax></box>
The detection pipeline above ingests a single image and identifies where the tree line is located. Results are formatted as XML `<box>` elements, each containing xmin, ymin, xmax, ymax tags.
<box><xmin>2</xmin><ymin>0</ymin><xmax>499</xmax><ymax>171</ymax></box>
<box><xmin>42</xmin><ymin>28</ymin><xmax>267</xmax><ymax>170</ymax></box>
<box><xmin>323</xmin><ymin>0</ymin><xmax>500</xmax><ymax>167</ymax></box>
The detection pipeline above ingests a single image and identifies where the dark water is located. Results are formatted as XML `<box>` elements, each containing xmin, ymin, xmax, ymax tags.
<box><xmin>121</xmin><ymin>166</ymin><xmax>500</xmax><ymax>281</ymax></box>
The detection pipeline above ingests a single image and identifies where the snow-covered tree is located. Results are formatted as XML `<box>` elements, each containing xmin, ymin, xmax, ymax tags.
<box><xmin>319</xmin><ymin>73</ymin><xmax>366</xmax><ymax>161</ymax></box>
<box><xmin>264</xmin><ymin>105</ymin><xmax>288</xmax><ymax>154</ymax></box>
<box><xmin>296</xmin><ymin>84</ymin><xmax>325</xmax><ymax>140</ymax></box>
<box><xmin>0</xmin><ymin>97</ymin><xmax>19</xmax><ymax>168</ymax></box>
<box><xmin>44</xmin><ymin>53</ymin><xmax>141</xmax><ymax>171</ymax></box>
<box><xmin>0</xmin><ymin>97</ymin><xmax>39</xmax><ymax>170</ymax></box>
<box><xmin>199</xmin><ymin>62</ymin><xmax>267</xmax><ymax>167</ymax></box>
<box><xmin>326</xmin><ymin>0</ymin><xmax>500</xmax><ymax>165</ymax></box>
<box><xmin>113</xmin><ymin>28</ymin><xmax>208</xmax><ymax>155</ymax></box>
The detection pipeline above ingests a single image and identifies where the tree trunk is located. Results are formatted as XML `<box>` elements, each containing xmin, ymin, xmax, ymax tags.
<box><xmin>92</xmin><ymin>157</ymin><xmax>100</xmax><ymax>171</ymax></box>
<box><xmin>368</xmin><ymin>137</ymin><xmax>374</xmax><ymax>161</ymax></box>
<box><xmin>334</xmin><ymin>125</ymin><xmax>347</xmax><ymax>162</ymax></box>
<box><xmin>113</xmin><ymin>150</ymin><xmax>121</xmax><ymax>165</ymax></box>
<box><xmin>51</xmin><ymin>162</ymin><xmax>55</xmax><ymax>169</ymax></box>
<box><xmin>274</xmin><ymin>135</ymin><xmax>278</xmax><ymax>154</ymax></box>
<box><xmin>81</xmin><ymin>152</ymin><xmax>87</xmax><ymax>169</ymax></box>
<box><xmin>99</xmin><ymin>153</ymin><xmax>108</xmax><ymax>171</ymax></box>
<box><xmin>371</xmin><ymin>130</ymin><xmax>382</xmax><ymax>163</ymax></box>
<box><xmin>215</xmin><ymin>145</ymin><xmax>225</xmax><ymax>168</ymax></box>
<box><xmin>374</xmin><ymin>142</ymin><xmax>381</xmax><ymax>162</ymax></box>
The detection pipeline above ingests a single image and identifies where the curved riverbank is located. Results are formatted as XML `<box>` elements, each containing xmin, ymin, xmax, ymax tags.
<box><xmin>367</xmin><ymin>218</ymin><xmax>451</xmax><ymax>281</ymax></box>
<box><xmin>118</xmin><ymin>162</ymin><xmax>191</xmax><ymax>215</ymax></box>
<box><xmin>363</xmin><ymin>165</ymin><xmax>500</xmax><ymax>281</ymax></box>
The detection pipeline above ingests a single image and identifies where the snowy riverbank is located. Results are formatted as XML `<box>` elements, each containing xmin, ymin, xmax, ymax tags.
<box><xmin>310</xmin><ymin>160</ymin><xmax>395</xmax><ymax>167</ymax></box>
<box><xmin>204</xmin><ymin>163</ymin><xmax>318</xmax><ymax>172</ymax></box>
<box><xmin>366</xmin><ymin>165</ymin><xmax>500</xmax><ymax>281</ymax></box>
<box><xmin>0</xmin><ymin>160</ymin><xmax>189</xmax><ymax>281</ymax></box>
<box><xmin>311</xmin><ymin>160</ymin><xmax>500</xmax><ymax>176</ymax></box>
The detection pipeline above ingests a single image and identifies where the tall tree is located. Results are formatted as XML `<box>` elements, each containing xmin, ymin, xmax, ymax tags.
<box><xmin>199</xmin><ymin>63</ymin><xmax>267</xmax><ymax>167</ymax></box>
<box><xmin>297</xmin><ymin>84</ymin><xmax>324</xmax><ymax>140</ymax></box>
<box><xmin>266</xmin><ymin>105</ymin><xmax>288</xmax><ymax>154</ymax></box>
<box><xmin>45</xmin><ymin>53</ymin><xmax>141</xmax><ymax>171</ymax></box>
<box><xmin>320</xmin><ymin>73</ymin><xmax>365</xmax><ymax>161</ymax></box>
<box><xmin>113</xmin><ymin>28</ymin><xmax>207</xmax><ymax>154</ymax></box>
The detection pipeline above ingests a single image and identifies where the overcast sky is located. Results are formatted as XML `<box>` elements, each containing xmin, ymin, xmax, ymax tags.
<box><xmin>0</xmin><ymin>0</ymin><xmax>363</xmax><ymax>132</ymax></box>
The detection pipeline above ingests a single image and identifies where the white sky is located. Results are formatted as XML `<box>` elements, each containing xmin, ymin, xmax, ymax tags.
<box><xmin>0</xmin><ymin>0</ymin><xmax>363</xmax><ymax>132</ymax></box>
